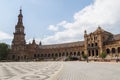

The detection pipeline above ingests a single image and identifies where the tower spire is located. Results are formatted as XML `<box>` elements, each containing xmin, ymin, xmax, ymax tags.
<box><xmin>12</xmin><ymin>9</ymin><xmax>26</xmax><ymax>47</ymax></box>
<box><xmin>17</xmin><ymin>8</ymin><xmax>23</xmax><ymax>25</ymax></box>
<box><xmin>20</xmin><ymin>8</ymin><xmax>22</xmax><ymax>14</ymax></box>
<box><xmin>20</xmin><ymin>6</ymin><xmax>22</xmax><ymax>14</ymax></box>
<box><xmin>15</xmin><ymin>8</ymin><xmax>25</xmax><ymax>34</ymax></box>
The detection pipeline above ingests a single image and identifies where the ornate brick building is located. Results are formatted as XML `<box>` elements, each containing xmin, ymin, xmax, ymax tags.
<box><xmin>8</xmin><ymin>9</ymin><xmax>120</xmax><ymax>61</ymax></box>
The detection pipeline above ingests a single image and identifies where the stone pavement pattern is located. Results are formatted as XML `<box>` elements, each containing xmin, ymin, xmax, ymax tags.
<box><xmin>0</xmin><ymin>62</ymin><xmax>120</xmax><ymax>80</ymax></box>
<box><xmin>56</xmin><ymin>62</ymin><xmax>120</xmax><ymax>80</ymax></box>
<box><xmin>0</xmin><ymin>62</ymin><xmax>62</xmax><ymax>80</ymax></box>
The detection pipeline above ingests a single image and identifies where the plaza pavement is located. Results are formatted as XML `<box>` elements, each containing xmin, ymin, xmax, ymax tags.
<box><xmin>55</xmin><ymin>62</ymin><xmax>120</xmax><ymax>80</ymax></box>
<box><xmin>0</xmin><ymin>61</ymin><xmax>120</xmax><ymax>80</ymax></box>
<box><xmin>0</xmin><ymin>62</ymin><xmax>62</xmax><ymax>80</ymax></box>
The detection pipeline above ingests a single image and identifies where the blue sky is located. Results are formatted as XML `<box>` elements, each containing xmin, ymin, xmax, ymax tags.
<box><xmin>0</xmin><ymin>0</ymin><xmax>120</xmax><ymax>44</ymax></box>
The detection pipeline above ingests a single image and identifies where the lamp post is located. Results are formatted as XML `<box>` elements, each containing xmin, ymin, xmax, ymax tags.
<box><xmin>115</xmin><ymin>54</ymin><xmax>119</xmax><ymax>62</ymax></box>
<box><xmin>87</xmin><ymin>48</ymin><xmax>89</xmax><ymax>63</ymax></box>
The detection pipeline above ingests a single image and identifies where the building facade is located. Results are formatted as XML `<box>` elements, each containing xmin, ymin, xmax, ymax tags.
<box><xmin>8</xmin><ymin>9</ymin><xmax>120</xmax><ymax>61</ymax></box>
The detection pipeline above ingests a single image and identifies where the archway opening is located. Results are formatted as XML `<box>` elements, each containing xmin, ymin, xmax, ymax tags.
<box><xmin>70</xmin><ymin>52</ymin><xmax>72</xmax><ymax>56</ymax></box>
<box><xmin>55</xmin><ymin>53</ymin><xmax>58</xmax><ymax>57</ymax></box>
<box><xmin>88</xmin><ymin>50</ymin><xmax>90</xmax><ymax>56</ymax></box>
<box><xmin>59</xmin><ymin>53</ymin><xmax>61</xmax><ymax>57</ymax></box>
<box><xmin>112</xmin><ymin>48</ymin><xmax>116</xmax><ymax>54</ymax></box>
<box><xmin>96</xmin><ymin>50</ymin><xmax>98</xmax><ymax>56</ymax></box>
<box><xmin>12</xmin><ymin>55</ymin><xmax>15</xmax><ymax>60</ymax></box>
<box><xmin>77</xmin><ymin>52</ymin><xmax>80</xmax><ymax>56</ymax></box>
<box><xmin>118</xmin><ymin>47</ymin><xmax>120</xmax><ymax>53</ymax></box>
<box><xmin>92</xmin><ymin>50</ymin><xmax>94</xmax><ymax>56</ymax></box>
<box><xmin>74</xmin><ymin>52</ymin><xmax>76</xmax><ymax>56</ymax></box>
<box><xmin>66</xmin><ymin>52</ymin><xmax>68</xmax><ymax>56</ymax></box>
<box><xmin>106</xmin><ymin>48</ymin><xmax>110</xmax><ymax>54</ymax></box>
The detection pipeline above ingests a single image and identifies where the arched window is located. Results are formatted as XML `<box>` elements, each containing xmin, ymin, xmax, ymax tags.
<box><xmin>41</xmin><ymin>54</ymin><xmax>43</xmax><ymax>57</ymax></box>
<box><xmin>66</xmin><ymin>52</ymin><xmax>69</xmax><ymax>56</ymax></box>
<box><xmin>88</xmin><ymin>44</ymin><xmax>90</xmax><ymax>47</ymax></box>
<box><xmin>112</xmin><ymin>48</ymin><xmax>116</xmax><ymax>53</ymax></box>
<box><xmin>55</xmin><ymin>53</ymin><xmax>58</xmax><ymax>57</ymax></box>
<box><xmin>18</xmin><ymin>56</ymin><xmax>20</xmax><ymax>60</ymax></box>
<box><xmin>96</xmin><ymin>50</ymin><xmax>98</xmax><ymax>56</ymax></box>
<box><xmin>82</xmin><ymin>51</ymin><xmax>84</xmax><ymax>55</ymax></box>
<box><xmin>37</xmin><ymin>54</ymin><xmax>40</xmax><ymax>58</ymax></box>
<box><xmin>24</xmin><ymin>55</ymin><xmax>26</xmax><ymax>59</ymax></box>
<box><xmin>52</xmin><ymin>53</ymin><xmax>54</xmax><ymax>57</ymax></box>
<box><xmin>62</xmin><ymin>52</ymin><xmax>65</xmax><ymax>56</ymax></box>
<box><xmin>91</xmin><ymin>43</ymin><xmax>94</xmax><ymax>47</ymax></box>
<box><xmin>92</xmin><ymin>50</ymin><xmax>94</xmax><ymax>56</ymax></box>
<box><xmin>94</xmin><ymin>36</ymin><xmax>97</xmax><ymax>40</ymax></box>
<box><xmin>118</xmin><ymin>47</ymin><xmax>120</xmax><ymax>53</ymax></box>
<box><xmin>12</xmin><ymin>55</ymin><xmax>15</xmax><ymax>59</ymax></box>
<box><xmin>95</xmin><ymin>43</ymin><xmax>98</xmax><ymax>46</ymax></box>
<box><xmin>70</xmin><ymin>52</ymin><xmax>72</xmax><ymax>56</ymax></box>
<box><xmin>48</xmin><ymin>54</ymin><xmax>50</xmax><ymax>57</ymax></box>
<box><xmin>77</xmin><ymin>52</ymin><xmax>80</xmax><ymax>56</ymax></box>
<box><xmin>44</xmin><ymin>54</ymin><xmax>47</xmax><ymax>57</ymax></box>
<box><xmin>21</xmin><ymin>56</ymin><xmax>23</xmax><ymax>60</ymax></box>
<box><xmin>106</xmin><ymin>48</ymin><xmax>110</xmax><ymax>54</ymax></box>
<box><xmin>74</xmin><ymin>52</ymin><xmax>76</xmax><ymax>56</ymax></box>
<box><xmin>34</xmin><ymin>54</ymin><xmax>36</xmax><ymax>58</ymax></box>
<box><xmin>59</xmin><ymin>53</ymin><xmax>61</xmax><ymax>57</ymax></box>
<box><xmin>88</xmin><ymin>50</ymin><xmax>90</xmax><ymax>56</ymax></box>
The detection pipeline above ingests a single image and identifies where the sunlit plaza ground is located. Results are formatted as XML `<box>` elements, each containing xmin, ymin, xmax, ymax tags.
<box><xmin>0</xmin><ymin>61</ymin><xmax>120</xmax><ymax>80</ymax></box>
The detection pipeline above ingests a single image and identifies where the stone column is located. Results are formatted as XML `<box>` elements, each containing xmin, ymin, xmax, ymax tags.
<box><xmin>91</xmin><ymin>50</ymin><xmax>93</xmax><ymax>57</ymax></box>
<box><xmin>94</xmin><ymin>49</ymin><xmax>96</xmax><ymax>57</ymax></box>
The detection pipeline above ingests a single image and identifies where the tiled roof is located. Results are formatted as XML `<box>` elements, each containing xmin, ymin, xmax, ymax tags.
<box><xmin>113</xmin><ymin>34</ymin><xmax>120</xmax><ymax>40</ymax></box>
<box><xmin>39</xmin><ymin>41</ymin><xmax>84</xmax><ymax>49</ymax></box>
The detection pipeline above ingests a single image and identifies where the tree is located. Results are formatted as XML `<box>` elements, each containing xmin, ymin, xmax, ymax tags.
<box><xmin>0</xmin><ymin>43</ymin><xmax>10</xmax><ymax>60</ymax></box>
<box><xmin>100</xmin><ymin>52</ymin><xmax>107</xmax><ymax>59</ymax></box>
<box><xmin>82</xmin><ymin>53</ymin><xmax>89</xmax><ymax>62</ymax></box>
<box><xmin>82</xmin><ymin>53</ymin><xmax>87</xmax><ymax>60</ymax></box>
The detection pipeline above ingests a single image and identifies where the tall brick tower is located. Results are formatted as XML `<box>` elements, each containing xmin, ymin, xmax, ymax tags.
<box><xmin>11</xmin><ymin>9</ymin><xmax>26</xmax><ymax>60</ymax></box>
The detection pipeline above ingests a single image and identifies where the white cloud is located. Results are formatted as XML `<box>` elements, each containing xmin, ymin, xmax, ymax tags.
<box><xmin>31</xmin><ymin>0</ymin><xmax>120</xmax><ymax>45</ymax></box>
<box><xmin>74</xmin><ymin>0</ymin><xmax>120</xmax><ymax>25</ymax></box>
<box><xmin>48</xmin><ymin>25</ymin><xmax>59</xmax><ymax>32</ymax></box>
<box><xmin>0</xmin><ymin>31</ymin><xmax>12</xmax><ymax>40</ymax></box>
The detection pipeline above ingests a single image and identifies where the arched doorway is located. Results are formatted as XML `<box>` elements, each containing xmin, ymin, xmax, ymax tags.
<box><xmin>55</xmin><ymin>53</ymin><xmax>58</xmax><ymax>57</ymax></box>
<box><xmin>118</xmin><ymin>47</ymin><xmax>120</xmax><ymax>53</ymax></box>
<box><xmin>112</xmin><ymin>48</ymin><xmax>116</xmax><ymax>54</ymax></box>
<box><xmin>77</xmin><ymin>52</ymin><xmax>80</xmax><ymax>56</ymax></box>
<box><xmin>88</xmin><ymin>50</ymin><xmax>91</xmax><ymax>56</ymax></box>
<box><xmin>70</xmin><ymin>52</ymin><xmax>72</xmax><ymax>56</ymax></box>
<box><xmin>74</xmin><ymin>52</ymin><xmax>76</xmax><ymax>56</ymax></box>
<box><xmin>52</xmin><ymin>53</ymin><xmax>54</xmax><ymax>57</ymax></box>
<box><xmin>96</xmin><ymin>49</ymin><xmax>98</xmax><ymax>56</ymax></box>
<box><xmin>66</xmin><ymin>52</ymin><xmax>69</xmax><ymax>56</ymax></box>
<box><xmin>82</xmin><ymin>51</ymin><xmax>84</xmax><ymax>55</ymax></box>
<box><xmin>48</xmin><ymin>54</ymin><xmax>50</xmax><ymax>57</ymax></box>
<box><xmin>41</xmin><ymin>54</ymin><xmax>43</xmax><ymax>57</ymax></box>
<box><xmin>12</xmin><ymin>55</ymin><xmax>15</xmax><ymax>60</ymax></box>
<box><xmin>106</xmin><ymin>48</ymin><xmax>110</xmax><ymax>54</ymax></box>
<box><xmin>91</xmin><ymin>43</ymin><xmax>94</xmax><ymax>47</ymax></box>
<box><xmin>92</xmin><ymin>50</ymin><xmax>94</xmax><ymax>56</ymax></box>
<box><xmin>21</xmin><ymin>56</ymin><xmax>23</xmax><ymax>60</ymax></box>
<box><xmin>59</xmin><ymin>53</ymin><xmax>61</xmax><ymax>57</ymax></box>
<box><xmin>95</xmin><ymin>43</ymin><xmax>98</xmax><ymax>46</ymax></box>
<box><xmin>18</xmin><ymin>56</ymin><xmax>20</xmax><ymax>60</ymax></box>
<box><xmin>24</xmin><ymin>55</ymin><xmax>26</xmax><ymax>60</ymax></box>
<box><xmin>37</xmin><ymin>54</ymin><xmax>40</xmax><ymax>58</ymax></box>
<box><xmin>34</xmin><ymin>54</ymin><xmax>36</xmax><ymax>58</ymax></box>
<box><xmin>44</xmin><ymin>54</ymin><xmax>47</xmax><ymax>57</ymax></box>
<box><xmin>62</xmin><ymin>52</ymin><xmax>65</xmax><ymax>56</ymax></box>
